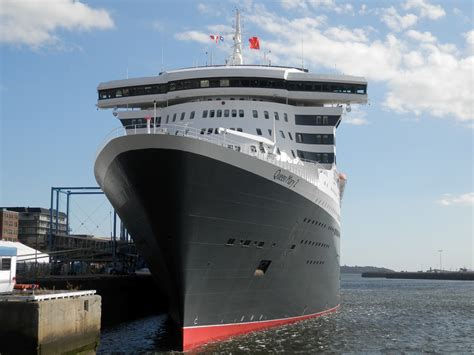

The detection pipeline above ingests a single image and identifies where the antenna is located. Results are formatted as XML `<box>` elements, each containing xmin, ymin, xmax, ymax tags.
<box><xmin>229</xmin><ymin>9</ymin><xmax>243</xmax><ymax>65</ymax></box>
<box><xmin>301</xmin><ymin>39</ymin><xmax>304</xmax><ymax>70</ymax></box>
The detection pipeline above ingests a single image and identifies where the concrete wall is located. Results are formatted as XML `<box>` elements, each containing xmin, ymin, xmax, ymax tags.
<box><xmin>0</xmin><ymin>295</ymin><xmax>101</xmax><ymax>354</ymax></box>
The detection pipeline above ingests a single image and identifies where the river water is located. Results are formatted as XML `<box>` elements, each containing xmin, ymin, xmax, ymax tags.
<box><xmin>98</xmin><ymin>274</ymin><xmax>473</xmax><ymax>353</ymax></box>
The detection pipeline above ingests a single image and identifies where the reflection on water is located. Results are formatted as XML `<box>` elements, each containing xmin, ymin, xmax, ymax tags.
<box><xmin>98</xmin><ymin>274</ymin><xmax>474</xmax><ymax>353</ymax></box>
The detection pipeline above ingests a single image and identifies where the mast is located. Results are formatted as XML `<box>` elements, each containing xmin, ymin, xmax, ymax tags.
<box><xmin>229</xmin><ymin>9</ymin><xmax>243</xmax><ymax>65</ymax></box>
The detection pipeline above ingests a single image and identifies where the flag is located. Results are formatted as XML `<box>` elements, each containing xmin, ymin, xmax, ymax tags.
<box><xmin>249</xmin><ymin>36</ymin><xmax>260</xmax><ymax>49</ymax></box>
<box><xmin>210</xmin><ymin>34</ymin><xmax>224</xmax><ymax>43</ymax></box>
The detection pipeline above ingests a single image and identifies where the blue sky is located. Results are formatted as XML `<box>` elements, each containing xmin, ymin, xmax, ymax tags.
<box><xmin>0</xmin><ymin>0</ymin><xmax>472</xmax><ymax>271</ymax></box>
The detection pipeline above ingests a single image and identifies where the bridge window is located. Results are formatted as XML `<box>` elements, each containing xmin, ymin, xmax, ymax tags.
<box><xmin>210</xmin><ymin>110</ymin><xmax>215</xmax><ymax>118</ymax></box>
<box><xmin>172</xmin><ymin>113</ymin><xmax>177</xmax><ymax>122</ymax></box>
<box><xmin>268</xmin><ymin>129</ymin><xmax>272</xmax><ymax>136</ymax></box>
<box><xmin>217</xmin><ymin>109</ymin><xmax>222</xmax><ymax>118</ymax></box>
<box><xmin>279</xmin><ymin>130</ymin><xmax>285</xmax><ymax>138</ymax></box>
<box><xmin>232</xmin><ymin>109</ymin><xmax>237</xmax><ymax>117</ymax></box>
<box><xmin>1</xmin><ymin>258</ymin><xmax>11</xmax><ymax>271</ymax></box>
<box><xmin>253</xmin><ymin>110</ymin><xmax>258</xmax><ymax>118</ymax></box>
<box><xmin>190</xmin><ymin>111</ymin><xmax>195</xmax><ymax>119</ymax></box>
<box><xmin>166</xmin><ymin>115</ymin><xmax>169</xmax><ymax>123</ymax></box>
<box><xmin>224</xmin><ymin>109</ymin><xmax>229</xmax><ymax>117</ymax></box>
<box><xmin>297</xmin><ymin>150</ymin><xmax>335</xmax><ymax>164</ymax></box>
<box><xmin>274</xmin><ymin>112</ymin><xmax>279</xmax><ymax>120</ymax></box>
<box><xmin>256</xmin><ymin>128</ymin><xmax>262</xmax><ymax>135</ymax></box>
<box><xmin>264</xmin><ymin>111</ymin><xmax>269</xmax><ymax>119</ymax></box>
<box><xmin>207</xmin><ymin>128</ymin><xmax>213</xmax><ymax>134</ymax></box>
<box><xmin>295</xmin><ymin>115</ymin><xmax>339</xmax><ymax>126</ymax></box>
<box><xmin>284</xmin><ymin>113</ymin><xmax>288</xmax><ymax>122</ymax></box>
<box><xmin>220</xmin><ymin>79</ymin><xmax>230</xmax><ymax>87</ymax></box>
<box><xmin>180</xmin><ymin>112</ymin><xmax>185</xmax><ymax>120</ymax></box>
<box><xmin>239</xmin><ymin>109</ymin><xmax>244</xmax><ymax>118</ymax></box>
<box><xmin>200</xmin><ymin>80</ymin><xmax>209</xmax><ymax>88</ymax></box>
<box><xmin>203</xmin><ymin>110</ymin><xmax>208</xmax><ymax>118</ymax></box>
<box><xmin>295</xmin><ymin>133</ymin><xmax>334</xmax><ymax>144</ymax></box>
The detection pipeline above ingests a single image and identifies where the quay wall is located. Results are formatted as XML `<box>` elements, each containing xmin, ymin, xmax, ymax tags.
<box><xmin>17</xmin><ymin>274</ymin><xmax>168</xmax><ymax>325</ymax></box>
<box><xmin>0</xmin><ymin>295</ymin><xmax>101</xmax><ymax>354</ymax></box>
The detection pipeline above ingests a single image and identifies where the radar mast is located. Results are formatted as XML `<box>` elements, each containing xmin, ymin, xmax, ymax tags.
<box><xmin>229</xmin><ymin>9</ymin><xmax>243</xmax><ymax>65</ymax></box>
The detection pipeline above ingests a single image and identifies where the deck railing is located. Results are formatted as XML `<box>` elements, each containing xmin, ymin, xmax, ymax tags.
<box><xmin>98</xmin><ymin>124</ymin><xmax>324</xmax><ymax>186</ymax></box>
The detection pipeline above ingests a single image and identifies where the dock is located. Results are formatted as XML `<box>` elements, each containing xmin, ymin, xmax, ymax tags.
<box><xmin>0</xmin><ymin>290</ymin><xmax>101</xmax><ymax>354</ymax></box>
<box><xmin>361</xmin><ymin>271</ymin><xmax>474</xmax><ymax>281</ymax></box>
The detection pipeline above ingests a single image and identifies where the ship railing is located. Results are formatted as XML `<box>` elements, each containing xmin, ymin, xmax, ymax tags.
<box><xmin>97</xmin><ymin>124</ymin><xmax>323</xmax><ymax>186</ymax></box>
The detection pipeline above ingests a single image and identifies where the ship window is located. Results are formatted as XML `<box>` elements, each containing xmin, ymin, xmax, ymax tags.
<box><xmin>290</xmin><ymin>244</ymin><xmax>296</xmax><ymax>250</ymax></box>
<box><xmin>256</xmin><ymin>128</ymin><xmax>262</xmax><ymax>135</ymax></box>
<box><xmin>323</xmin><ymin>116</ymin><xmax>329</xmax><ymax>125</ymax></box>
<box><xmin>232</xmin><ymin>109</ymin><xmax>237</xmax><ymax>117</ymax></box>
<box><xmin>288</xmin><ymin>132</ymin><xmax>293</xmax><ymax>140</ymax></box>
<box><xmin>237</xmin><ymin>128</ymin><xmax>243</xmax><ymax>132</ymax></box>
<box><xmin>284</xmin><ymin>113</ymin><xmax>288</xmax><ymax>122</ymax></box>
<box><xmin>296</xmin><ymin>133</ymin><xmax>303</xmax><ymax>143</ymax></box>
<box><xmin>226</xmin><ymin>238</ymin><xmax>235</xmax><ymax>245</ymax></box>
<box><xmin>202</xmin><ymin>110</ymin><xmax>208</xmax><ymax>118</ymax></box>
<box><xmin>279</xmin><ymin>130</ymin><xmax>285</xmax><ymax>139</ymax></box>
<box><xmin>200</xmin><ymin>128</ymin><xmax>206</xmax><ymax>134</ymax></box>
<box><xmin>274</xmin><ymin>112</ymin><xmax>279</xmax><ymax>120</ymax></box>
<box><xmin>322</xmin><ymin>135</ymin><xmax>328</xmax><ymax>144</ymax></box>
<box><xmin>264</xmin><ymin>111</ymin><xmax>269</xmax><ymax>119</ymax></box>
<box><xmin>291</xmin><ymin>150</ymin><xmax>296</xmax><ymax>158</ymax></box>
<box><xmin>268</xmin><ymin>129</ymin><xmax>272</xmax><ymax>136</ymax></box>
<box><xmin>252</xmin><ymin>110</ymin><xmax>258</xmax><ymax>118</ymax></box>
<box><xmin>180</xmin><ymin>112</ymin><xmax>185</xmax><ymax>120</ymax></box>
<box><xmin>166</xmin><ymin>115</ymin><xmax>169</xmax><ymax>124</ymax></box>
<box><xmin>257</xmin><ymin>242</ymin><xmax>264</xmax><ymax>248</ymax></box>
<box><xmin>207</xmin><ymin>128</ymin><xmax>213</xmax><ymax>134</ymax></box>
<box><xmin>250</xmin><ymin>145</ymin><xmax>257</xmax><ymax>153</ymax></box>
<box><xmin>217</xmin><ymin>109</ymin><xmax>222</xmax><ymax>118</ymax></box>
<box><xmin>220</xmin><ymin>79</ymin><xmax>229</xmax><ymax>87</ymax></box>
<box><xmin>239</xmin><ymin>109</ymin><xmax>244</xmax><ymax>117</ymax></box>
<box><xmin>172</xmin><ymin>113</ymin><xmax>177</xmax><ymax>122</ymax></box>
<box><xmin>224</xmin><ymin>109</ymin><xmax>229</xmax><ymax>117</ymax></box>
<box><xmin>254</xmin><ymin>260</ymin><xmax>272</xmax><ymax>275</ymax></box>
<box><xmin>276</xmin><ymin>148</ymin><xmax>281</xmax><ymax>155</ymax></box>
<box><xmin>200</xmin><ymin>80</ymin><xmax>209</xmax><ymax>88</ymax></box>
<box><xmin>214</xmin><ymin>128</ymin><xmax>219</xmax><ymax>134</ymax></box>
<box><xmin>243</xmin><ymin>240</ymin><xmax>251</xmax><ymax>247</ymax></box>
<box><xmin>190</xmin><ymin>111</ymin><xmax>195</xmax><ymax>119</ymax></box>
<box><xmin>210</xmin><ymin>110</ymin><xmax>215</xmax><ymax>118</ymax></box>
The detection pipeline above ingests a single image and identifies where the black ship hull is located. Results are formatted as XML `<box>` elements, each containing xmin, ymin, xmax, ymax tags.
<box><xmin>95</xmin><ymin>134</ymin><xmax>340</xmax><ymax>350</ymax></box>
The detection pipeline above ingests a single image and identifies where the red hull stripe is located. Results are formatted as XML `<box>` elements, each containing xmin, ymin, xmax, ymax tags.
<box><xmin>182</xmin><ymin>304</ymin><xmax>340</xmax><ymax>351</ymax></box>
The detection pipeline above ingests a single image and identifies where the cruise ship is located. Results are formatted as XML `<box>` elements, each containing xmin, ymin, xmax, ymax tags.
<box><xmin>94</xmin><ymin>11</ymin><xmax>367</xmax><ymax>351</ymax></box>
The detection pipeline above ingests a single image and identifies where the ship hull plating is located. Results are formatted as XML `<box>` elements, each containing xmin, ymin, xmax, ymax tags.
<box><xmin>95</xmin><ymin>135</ymin><xmax>340</xmax><ymax>350</ymax></box>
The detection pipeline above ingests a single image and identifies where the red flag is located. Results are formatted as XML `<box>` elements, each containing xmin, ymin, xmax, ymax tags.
<box><xmin>249</xmin><ymin>36</ymin><xmax>260</xmax><ymax>49</ymax></box>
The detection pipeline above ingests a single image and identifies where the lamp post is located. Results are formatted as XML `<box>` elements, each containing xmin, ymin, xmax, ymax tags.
<box><xmin>438</xmin><ymin>250</ymin><xmax>443</xmax><ymax>271</ymax></box>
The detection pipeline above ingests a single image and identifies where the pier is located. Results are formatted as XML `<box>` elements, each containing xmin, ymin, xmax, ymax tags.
<box><xmin>361</xmin><ymin>271</ymin><xmax>474</xmax><ymax>281</ymax></box>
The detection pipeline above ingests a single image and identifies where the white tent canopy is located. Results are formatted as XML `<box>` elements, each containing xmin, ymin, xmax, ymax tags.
<box><xmin>0</xmin><ymin>241</ymin><xmax>49</xmax><ymax>263</ymax></box>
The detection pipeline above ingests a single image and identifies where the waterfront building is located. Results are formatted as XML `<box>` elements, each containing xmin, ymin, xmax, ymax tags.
<box><xmin>2</xmin><ymin>207</ymin><xmax>67</xmax><ymax>251</ymax></box>
<box><xmin>0</xmin><ymin>209</ymin><xmax>19</xmax><ymax>242</ymax></box>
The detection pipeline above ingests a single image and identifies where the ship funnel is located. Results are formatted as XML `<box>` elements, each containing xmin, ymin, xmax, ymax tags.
<box><xmin>229</xmin><ymin>9</ymin><xmax>243</xmax><ymax>65</ymax></box>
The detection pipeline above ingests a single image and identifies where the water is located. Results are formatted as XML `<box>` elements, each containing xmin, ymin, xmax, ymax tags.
<box><xmin>98</xmin><ymin>274</ymin><xmax>473</xmax><ymax>353</ymax></box>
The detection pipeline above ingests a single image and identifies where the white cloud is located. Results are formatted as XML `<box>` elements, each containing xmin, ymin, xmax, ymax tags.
<box><xmin>381</xmin><ymin>7</ymin><xmax>418</xmax><ymax>32</ymax></box>
<box><xmin>174</xmin><ymin>31</ymin><xmax>211</xmax><ymax>44</ymax></box>
<box><xmin>281</xmin><ymin>0</ymin><xmax>353</xmax><ymax>14</ymax></box>
<box><xmin>0</xmin><ymin>0</ymin><xmax>114</xmax><ymax>48</ymax></box>
<box><xmin>403</xmin><ymin>0</ymin><xmax>445</xmax><ymax>20</ymax></box>
<box><xmin>343</xmin><ymin>106</ymin><xmax>370</xmax><ymax>125</ymax></box>
<box><xmin>197</xmin><ymin>3</ymin><xmax>221</xmax><ymax>16</ymax></box>
<box><xmin>405</xmin><ymin>30</ymin><xmax>436</xmax><ymax>43</ymax></box>
<box><xmin>464</xmin><ymin>30</ymin><xmax>474</xmax><ymax>46</ymax></box>
<box><xmin>437</xmin><ymin>193</ymin><xmax>474</xmax><ymax>207</ymax></box>
<box><xmin>324</xmin><ymin>27</ymin><xmax>368</xmax><ymax>42</ymax></box>
<box><xmin>176</xmin><ymin>4</ymin><xmax>474</xmax><ymax>123</ymax></box>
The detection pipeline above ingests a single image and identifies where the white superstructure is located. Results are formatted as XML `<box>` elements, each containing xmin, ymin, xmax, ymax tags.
<box><xmin>96</xmin><ymin>11</ymin><xmax>367</xmax><ymax>223</ymax></box>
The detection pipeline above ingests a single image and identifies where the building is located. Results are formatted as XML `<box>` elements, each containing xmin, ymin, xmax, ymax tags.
<box><xmin>2</xmin><ymin>208</ymin><xmax>67</xmax><ymax>251</ymax></box>
<box><xmin>0</xmin><ymin>209</ymin><xmax>19</xmax><ymax>242</ymax></box>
